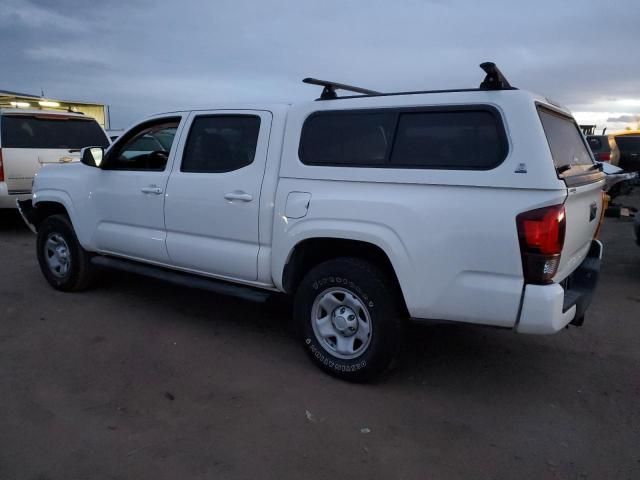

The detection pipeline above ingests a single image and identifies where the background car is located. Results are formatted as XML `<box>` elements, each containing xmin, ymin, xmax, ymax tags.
<box><xmin>0</xmin><ymin>109</ymin><xmax>110</xmax><ymax>209</ymax></box>
<box><xmin>615</xmin><ymin>133</ymin><xmax>640</xmax><ymax>172</ymax></box>
<box><xmin>600</xmin><ymin>161</ymin><xmax>637</xmax><ymax>194</ymax></box>
<box><xmin>587</xmin><ymin>134</ymin><xmax>619</xmax><ymax>164</ymax></box>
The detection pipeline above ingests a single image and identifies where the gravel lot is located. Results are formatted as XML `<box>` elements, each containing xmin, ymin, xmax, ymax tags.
<box><xmin>1</xmin><ymin>194</ymin><xmax>639</xmax><ymax>480</ymax></box>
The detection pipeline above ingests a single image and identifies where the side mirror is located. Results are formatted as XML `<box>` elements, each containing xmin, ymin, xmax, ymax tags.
<box><xmin>81</xmin><ymin>147</ymin><xmax>104</xmax><ymax>167</ymax></box>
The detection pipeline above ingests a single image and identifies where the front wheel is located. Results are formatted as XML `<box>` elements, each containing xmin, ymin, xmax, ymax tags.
<box><xmin>37</xmin><ymin>214</ymin><xmax>96</xmax><ymax>292</ymax></box>
<box><xmin>294</xmin><ymin>257</ymin><xmax>404</xmax><ymax>382</ymax></box>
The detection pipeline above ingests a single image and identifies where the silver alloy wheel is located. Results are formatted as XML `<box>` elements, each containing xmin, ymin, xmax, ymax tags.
<box><xmin>44</xmin><ymin>233</ymin><xmax>71</xmax><ymax>278</ymax></box>
<box><xmin>311</xmin><ymin>287</ymin><xmax>373</xmax><ymax>359</ymax></box>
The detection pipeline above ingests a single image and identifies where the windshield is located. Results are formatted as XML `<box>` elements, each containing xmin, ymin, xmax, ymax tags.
<box><xmin>1</xmin><ymin>115</ymin><xmax>110</xmax><ymax>149</ymax></box>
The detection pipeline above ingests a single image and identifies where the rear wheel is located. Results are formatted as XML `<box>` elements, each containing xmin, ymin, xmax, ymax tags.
<box><xmin>294</xmin><ymin>257</ymin><xmax>404</xmax><ymax>382</ymax></box>
<box><xmin>37</xmin><ymin>214</ymin><xmax>96</xmax><ymax>291</ymax></box>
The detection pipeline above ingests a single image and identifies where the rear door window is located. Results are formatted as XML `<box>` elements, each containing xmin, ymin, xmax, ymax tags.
<box><xmin>181</xmin><ymin>115</ymin><xmax>261</xmax><ymax>173</ymax></box>
<box><xmin>1</xmin><ymin>115</ymin><xmax>109</xmax><ymax>149</ymax></box>
<box><xmin>537</xmin><ymin>107</ymin><xmax>594</xmax><ymax>176</ymax></box>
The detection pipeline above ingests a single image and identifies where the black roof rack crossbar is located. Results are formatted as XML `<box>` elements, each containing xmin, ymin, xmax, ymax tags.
<box><xmin>303</xmin><ymin>77</ymin><xmax>382</xmax><ymax>100</ymax></box>
<box><xmin>304</xmin><ymin>62</ymin><xmax>515</xmax><ymax>101</ymax></box>
<box><xmin>479</xmin><ymin>62</ymin><xmax>513</xmax><ymax>90</ymax></box>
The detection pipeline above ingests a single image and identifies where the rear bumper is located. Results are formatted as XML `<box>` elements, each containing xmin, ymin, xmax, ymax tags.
<box><xmin>516</xmin><ymin>240</ymin><xmax>603</xmax><ymax>334</ymax></box>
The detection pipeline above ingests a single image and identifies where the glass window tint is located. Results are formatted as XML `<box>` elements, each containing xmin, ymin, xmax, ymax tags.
<box><xmin>126</xmin><ymin>134</ymin><xmax>163</xmax><ymax>153</ymax></box>
<box><xmin>615</xmin><ymin>136</ymin><xmax>640</xmax><ymax>152</ymax></box>
<box><xmin>538</xmin><ymin>108</ymin><xmax>594</xmax><ymax>174</ymax></box>
<box><xmin>1</xmin><ymin>115</ymin><xmax>109</xmax><ymax>149</ymax></box>
<box><xmin>181</xmin><ymin>116</ymin><xmax>261</xmax><ymax>173</ymax></box>
<box><xmin>390</xmin><ymin>111</ymin><xmax>504</xmax><ymax>169</ymax></box>
<box><xmin>108</xmin><ymin>122</ymin><xmax>178</xmax><ymax>171</ymax></box>
<box><xmin>299</xmin><ymin>112</ymin><xmax>395</xmax><ymax>166</ymax></box>
<box><xmin>299</xmin><ymin>108</ymin><xmax>506</xmax><ymax>169</ymax></box>
<box><xmin>587</xmin><ymin>136</ymin><xmax>603</xmax><ymax>152</ymax></box>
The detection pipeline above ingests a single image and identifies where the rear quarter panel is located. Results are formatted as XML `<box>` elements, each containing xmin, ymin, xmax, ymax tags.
<box><xmin>273</xmin><ymin>179</ymin><xmax>566</xmax><ymax>326</ymax></box>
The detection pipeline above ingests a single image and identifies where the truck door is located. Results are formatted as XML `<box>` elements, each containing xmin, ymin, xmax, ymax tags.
<box><xmin>164</xmin><ymin>110</ymin><xmax>272</xmax><ymax>281</ymax></box>
<box><xmin>90</xmin><ymin>116</ymin><xmax>182</xmax><ymax>263</ymax></box>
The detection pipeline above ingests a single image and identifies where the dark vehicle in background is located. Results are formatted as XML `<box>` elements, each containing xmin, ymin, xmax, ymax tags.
<box><xmin>587</xmin><ymin>135</ymin><xmax>618</xmax><ymax>164</ymax></box>
<box><xmin>587</xmin><ymin>133</ymin><xmax>638</xmax><ymax>202</ymax></box>
<box><xmin>615</xmin><ymin>134</ymin><xmax>640</xmax><ymax>172</ymax></box>
<box><xmin>600</xmin><ymin>161</ymin><xmax>637</xmax><ymax>201</ymax></box>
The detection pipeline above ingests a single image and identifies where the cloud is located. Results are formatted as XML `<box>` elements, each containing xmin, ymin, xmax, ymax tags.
<box><xmin>1</xmin><ymin>0</ymin><xmax>640</xmax><ymax>128</ymax></box>
<box><xmin>0</xmin><ymin>0</ymin><xmax>89</xmax><ymax>32</ymax></box>
<box><xmin>25</xmin><ymin>46</ymin><xmax>109</xmax><ymax>66</ymax></box>
<box><xmin>606</xmin><ymin>114</ymin><xmax>640</xmax><ymax>123</ymax></box>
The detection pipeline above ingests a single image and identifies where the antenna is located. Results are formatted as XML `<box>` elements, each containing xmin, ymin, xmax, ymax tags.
<box><xmin>479</xmin><ymin>62</ymin><xmax>513</xmax><ymax>90</ymax></box>
<box><xmin>303</xmin><ymin>77</ymin><xmax>381</xmax><ymax>100</ymax></box>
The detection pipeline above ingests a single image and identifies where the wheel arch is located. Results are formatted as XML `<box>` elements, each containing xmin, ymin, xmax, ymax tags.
<box><xmin>32</xmin><ymin>191</ymin><xmax>85</xmax><ymax>242</ymax></box>
<box><xmin>32</xmin><ymin>201</ymin><xmax>70</xmax><ymax>227</ymax></box>
<box><xmin>280</xmin><ymin>235</ymin><xmax>410</xmax><ymax>315</ymax></box>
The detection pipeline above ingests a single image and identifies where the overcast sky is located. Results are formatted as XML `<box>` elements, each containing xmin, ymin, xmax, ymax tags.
<box><xmin>2</xmin><ymin>0</ymin><xmax>639</xmax><ymax>132</ymax></box>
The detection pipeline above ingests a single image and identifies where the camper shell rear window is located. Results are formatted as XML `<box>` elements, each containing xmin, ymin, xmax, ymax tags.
<box><xmin>537</xmin><ymin>106</ymin><xmax>595</xmax><ymax>175</ymax></box>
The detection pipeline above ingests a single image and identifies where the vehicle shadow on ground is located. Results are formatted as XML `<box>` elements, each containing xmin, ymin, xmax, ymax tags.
<box><xmin>1</xmin><ymin>203</ymin><xmax>577</xmax><ymax>393</ymax></box>
<box><xmin>98</xmin><ymin>269</ymin><xmax>559</xmax><ymax>394</ymax></box>
<box><xmin>0</xmin><ymin>210</ymin><xmax>28</xmax><ymax>233</ymax></box>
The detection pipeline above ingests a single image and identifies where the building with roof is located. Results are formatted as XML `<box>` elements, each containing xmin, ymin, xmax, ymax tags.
<box><xmin>0</xmin><ymin>89</ymin><xmax>109</xmax><ymax>128</ymax></box>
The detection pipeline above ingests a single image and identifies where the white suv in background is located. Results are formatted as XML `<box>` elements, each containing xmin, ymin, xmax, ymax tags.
<box><xmin>19</xmin><ymin>64</ymin><xmax>605</xmax><ymax>381</ymax></box>
<box><xmin>0</xmin><ymin>109</ymin><xmax>109</xmax><ymax>209</ymax></box>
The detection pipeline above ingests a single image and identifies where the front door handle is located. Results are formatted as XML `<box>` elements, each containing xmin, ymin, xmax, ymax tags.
<box><xmin>224</xmin><ymin>191</ymin><xmax>253</xmax><ymax>202</ymax></box>
<box><xmin>141</xmin><ymin>185</ymin><xmax>163</xmax><ymax>195</ymax></box>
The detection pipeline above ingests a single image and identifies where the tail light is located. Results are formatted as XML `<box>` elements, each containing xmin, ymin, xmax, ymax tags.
<box><xmin>598</xmin><ymin>152</ymin><xmax>611</xmax><ymax>162</ymax></box>
<box><xmin>0</xmin><ymin>149</ymin><xmax>4</xmax><ymax>182</ymax></box>
<box><xmin>516</xmin><ymin>204</ymin><xmax>566</xmax><ymax>284</ymax></box>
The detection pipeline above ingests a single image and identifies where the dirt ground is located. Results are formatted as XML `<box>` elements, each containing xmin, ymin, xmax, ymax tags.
<box><xmin>1</xmin><ymin>194</ymin><xmax>638</xmax><ymax>480</ymax></box>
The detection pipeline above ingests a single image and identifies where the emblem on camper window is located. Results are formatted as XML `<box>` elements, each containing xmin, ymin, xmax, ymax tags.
<box><xmin>514</xmin><ymin>163</ymin><xmax>527</xmax><ymax>173</ymax></box>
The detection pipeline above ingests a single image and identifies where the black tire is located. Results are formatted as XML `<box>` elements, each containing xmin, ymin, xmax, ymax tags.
<box><xmin>294</xmin><ymin>257</ymin><xmax>404</xmax><ymax>382</ymax></box>
<box><xmin>37</xmin><ymin>214</ymin><xmax>96</xmax><ymax>292</ymax></box>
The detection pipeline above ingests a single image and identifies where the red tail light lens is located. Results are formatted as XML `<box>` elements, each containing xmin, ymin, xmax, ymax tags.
<box><xmin>598</xmin><ymin>152</ymin><xmax>611</xmax><ymax>162</ymax></box>
<box><xmin>516</xmin><ymin>204</ymin><xmax>566</xmax><ymax>284</ymax></box>
<box><xmin>0</xmin><ymin>149</ymin><xmax>4</xmax><ymax>182</ymax></box>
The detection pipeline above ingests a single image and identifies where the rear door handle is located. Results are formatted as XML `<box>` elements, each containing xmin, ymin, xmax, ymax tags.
<box><xmin>224</xmin><ymin>191</ymin><xmax>253</xmax><ymax>202</ymax></box>
<box><xmin>141</xmin><ymin>185</ymin><xmax>163</xmax><ymax>195</ymax></box>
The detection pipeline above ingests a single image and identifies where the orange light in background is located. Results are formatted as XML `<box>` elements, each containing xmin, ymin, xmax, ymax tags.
<box><xmin>594</xmin><ymin>191</ymin><xmax>608</xmax><ymax>239</ymax></box>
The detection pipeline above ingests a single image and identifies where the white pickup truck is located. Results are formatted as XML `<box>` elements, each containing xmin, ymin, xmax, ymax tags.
<box><xmin>19</xmin><ymin>64</ymin><xmax>605</xmax><ymax>381</ymax></box>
